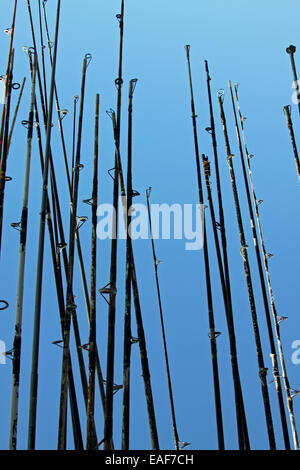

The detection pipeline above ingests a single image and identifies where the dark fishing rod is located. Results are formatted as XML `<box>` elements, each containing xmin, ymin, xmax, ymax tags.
<box><xmin>29</xmin><ymin>57</ymin><xmax>83</xmax><ymax>450</ymax></box>
<box><xmin>27</xmin><ymin>0</ymin><xmax>61</xmax><ymax>450</ymax></box>
<box><xmin>26</xmin><ymin>1</ymin><xmax>98</xmax><ymax>419</ymax></box>
<box><xmin>184</xmin><ymin>45</ymin><xmax>224</xmax><ymax>450</ymax></box>
<box><xmin>86</xmin><ymin>94</ymin><xmax>99</xmax><ymax>450</ymax></box>
<box><xmin>286</xmin><ymin>45</ymin><xmax>300</xmax><ymax>117</ymax></box>
<box><xmin>38</xmin><ymin>0</ymin><xmax>48</xmax><ymax>116</ymax></box>
<box><xmin>72</xmin><ymin>95</ymin><xmax>79</xmax><ymax>193</ymax></box>
<box><xmin>7</xmin><ymin>77</ymin><xmax>26</xmax><ymax>154</ymax></box>
<box><xmin>235</xmin><ymin>85</ymin><xmax>299</xmax><ymax>450</ymax></box>
<box><xmin>42</xmin><ymin>0</ymin><xmax>106</xmax><ymax>413</ymax></box>
<box><xmin>106</xmin><ymin>101</ymin><xmax>159</xmax><ymax>450</ymax></box>
<box><xmin>217</xmin><ymin>90</ymin><xmax>276</xmax><ymax>450</ymax></box>
<box><xmin>103</xmin><ymin>0</ymin><xmax>125</xmax><ymax>451</ymax></box>
<box><xmin>121</xmin><ymin>79</ymin><xmax>137</xmax><ymax>450</ymax></box>
<box><xmin>283</xmin><ymin>105</ymin><xmax>300</xmax><ymax>182</ymax></box>
<box><xmin>0</xmin><ymin>0</ymin><xmax>17</xmax><ymax>163</ymax></box>
<box><xmin>0</xmin><ymin>49</ymin><xmax>15</xmax><ymax>256</ymax></box>
<box><xmin>204</xmin><ymin>60</ymin><xmax>249</xmax><ymax>450</ymax></box>
<box><xmin>229</xmin><ymin>81</ymin><xmax>290</xmax><ymax>449</ymax></box>
<box><xmin>9</xmin><ymin>52</ymin><xmax>37</xmax><ymax>451</ymax></box>
<box><xmin>57</xmin><ymin>54</ymin><xmax>96</xmax><ymax>450</ymax></box>
<box><xmin>42</xmin><ymin>0</ymin><xmax>72</xmax><ymax>195</ymax></box>
<box><xmin>146</xmin><ymin>187</ymin><xmax>179</xmax><ymax>451</ymax></box>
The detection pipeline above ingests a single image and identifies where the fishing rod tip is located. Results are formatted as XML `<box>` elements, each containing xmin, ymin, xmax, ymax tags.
<box><xmin>286</xmin><ymin>45</ymin><xmax>296</xmax><ymax>54</ymax></box>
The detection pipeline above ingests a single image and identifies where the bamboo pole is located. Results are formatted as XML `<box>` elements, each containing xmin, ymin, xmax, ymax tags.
<box><xmin>217</xmin><ymin>90</ymin><xmax>276</xmax><ymax>450</ymax></box>
<box><xmin>204</xmin><ymin>60</ymin><xmax>250</xmax><ymax>449</ymax></box>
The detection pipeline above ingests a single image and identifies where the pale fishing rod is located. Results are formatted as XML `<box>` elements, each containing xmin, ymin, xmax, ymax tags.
<box><xmin>27</xmin><ymin>0</ymin><xmax>61</xmax><ymax>450</ymax></box>
<box><xmin>86</xmin><ymin>94</ymin><xmax>100</xmax><ymax>450</ymax></box>
<box><xmin>57</xmin><ymin>54</ymin><xmax>98</xmax><ymax>450</ymax></box>
<box><xmin>103</xmin><ymin>0</ymin><xmax>125</xmax><ymax>451</ymax></box>
<box><xmin>28</xmin><ymin>53</ymin><xmax>83</xmax><ymax>450</ymax></box>
<box><xmin>283</xmin><ymin>105</ymin><xmax>300</xmax><ymax>182</ymax></box>
<box><xmin>9</xmin><ymin>52</ymin><xmax>37</xmax><ymax>451</ymax></box>
<box><xmin>146</xmin><ymin>187</ymin><xmax>179</xmax><ymax>451</ymax></box>
<box><xmin>229</xmin><ymin>80</ymin><xmax>290</xmax><ymax>449</ymax></box>
<box><xmin>234</xmin><ymin>85</ymin><xmax>299</xmax><ymax>450</ymax></box>
<box><xmin>184</xmin><ymin>45</ymin><xmax>224</xmax><ymax>450</ymax></box>
<box><xmin>122</xmin><ymin>79</ymin><xmax>137</xmax><ymax>450</ymax></box>
<box><xmin>204</xmin><ymin>60</ymin><xmax>250</xmax><ymax>450</ymax></box>
<box><xmin>286</xmin><ymin>45</ymin><xmax>300</xmax><ymax>117</ymax></box>
<box><xmin>107</xmin><ymin>106</ymin><xmax>160</xmax><ymax>450</ymax></box>
<box><xmin>217</xmin><ymin>90</ymin><xmax>276</xmax><ymax>449</ymax></box>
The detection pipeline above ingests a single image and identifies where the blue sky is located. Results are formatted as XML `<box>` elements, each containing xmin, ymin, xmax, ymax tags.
<box><xmin>0</xmin><ymin>0</ymin><xmax>299</xmax><ymax>450</ymax></box>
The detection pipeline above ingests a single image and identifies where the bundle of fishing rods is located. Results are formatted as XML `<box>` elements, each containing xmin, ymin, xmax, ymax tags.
<box><xmin>0</xmin><ymin>0</ymin><xmax>299</xmax><ymax>451</ymax></box>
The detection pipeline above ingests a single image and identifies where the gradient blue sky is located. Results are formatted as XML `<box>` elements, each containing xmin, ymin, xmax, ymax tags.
<box><xmin>0</xmin><ymin>0</ymin><xmax>299</xmax><ymax>450</ymax></box>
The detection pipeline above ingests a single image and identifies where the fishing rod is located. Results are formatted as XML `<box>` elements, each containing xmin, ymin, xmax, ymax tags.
<box><xmin>217</xmin><ymin>90</ymin><xmax>276</xmax><ymax>450</ymax></box>
<box><xmin>38</xmin><ymin>0</ymin><xmax>48</xmax><ymax>116</ymax></box>
<box><xmin>42</xmin><ymin>0</ymin><xmax>72</xmax><ymax>195</ymax></box>
<box><xmin>26</xmin><ymin>0</ymin><xmax>103</xmax><ymax>428</ymax></box>
<box><xmin>103</xmin><ymin>0</ymin><xmax>125</xmax><ymax>450</ymax></box>
<box><xmin>0</xmin><ymin>0</ymin><xmax>18</xmax><ymax>163</ymax></box>
<box><xmin>184</xmin><ymin>45</ymin><xmax>224</xmax><ymax>450</ymax></box>
<box><xmin>286</xmin><ymin>45</ymin><xmax>300</xmax><ymax>117</ymax></box>
<box><xmin>86</xmin><ymin>94</ymin><xmax>99</xmax><ymax>450</ymax></box>
<box><xmin>7</xmin><ymin>77</ymin><xmax>26</xmax><ymax>154</ymax></box>
<box><xmin>146</xmin><ymin>187</ymin><xmax>179</xmax><ymax>451</ymax></box>
<box><xmin>283</xmin><ymin>105</ymin><xmax>300</xmax><ymax>183</ymax></box>
<box><xmin>0</xmin><ymin>50</ymin><xmax>15</xmax><ymax>256</ymax></box>
<box><xmin>27</xmin><ymin>0</ymin><xmax>61</xmax><ymax>450</ymax></box>
<box><xmin>9</xmin><ymin>52</ymin><xmax>37</xmax><ymax>451</ymax></box>
<box><xmin>57</xmin><ymin>54</ymin><xmax>97</xmax><ymax>450</ymax></box>
<box><xmin>235</xmin><ymin>85</ymin><xmax>300</xmax><ymax>450</ymax></box>
<box><xmin>204</xmin><ymin>60</ymin><xmax>250</xmax><ymax>449</ymax></box>
<box><xmin>107</xmin><ymin>104</ymin><xmax>160</xmax><ymax>449</ymax></box>
<box><xmin>26</xmin><ymin>28</ymin><xmax>104</xmax><ymax>437</ymax></box>
<box><xmin>72</xmin><ymin>95</ymin><xmax>79</xmax><ymax>193</ymax></box>
<box><xmin>229</xmin><ymin>80</ymin><xmax>290</xmax><ymax>449</ymax></box>
<box><xmin>43</xmin><ymin>0</ymin><xmax>106</xmax><ymax>413</ymax></box>
<box><xmin>28</xmin><ymin>52</ymin><xmax>83</xmax><ymax>450</ymax></box>
<box><xmin>121</xmin><ymin>79</ymin><xmax>137</xmax><ymax>450</ymax></box>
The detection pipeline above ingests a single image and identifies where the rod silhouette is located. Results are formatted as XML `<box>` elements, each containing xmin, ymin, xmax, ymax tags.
<box><xmin>204</xmin><ymin>60</ymin><xmax>249</xmax><ymax>449</ymax></box>
<box><xmin>235</xmin><ymin>85</ymin><xmax>299</xmax><ymax>450</ymax></box>
<box><xmin>217</xmin><ymin>89</ymin><xmax>276</xmax><ymax>450</ymax></box>
<box><xmin>185</xmin><ymin>45</ymin><xmax>224</xmax><ymax>450</ymax></box>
